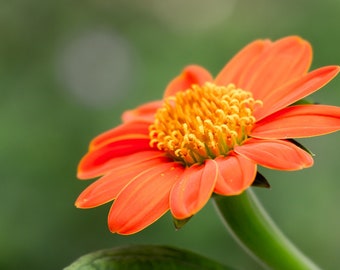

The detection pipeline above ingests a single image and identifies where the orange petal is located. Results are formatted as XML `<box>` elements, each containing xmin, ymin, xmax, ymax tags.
<box><xmin>234</xmin><ymin>138</ymin><xmax>314</xmax><ymax>170</ymax></box>
<box><xmin>170</xmin><ymin>159</ymin><xmax>219</xmax><ymax>220</ymax></box>
<box><xmin>163</xmin><ymin>65</ymin><xmax>213</xmax><ymax>97</ymax></box>
<box><xmin>89</xmin><ymin>121</ymin><xmax>150</xmax><ymax>151</ymax></box>
<box><xmin>215</xmin><ymin>39</ymin><xmax>271</xmax><ymax>87</ymax></box>
<box><xmin>214</xmin><ymin>153</ymin><xmax>257</xmax><ymax>195</ymax></box>
<box><xmin>254</xmin><ymin>65</ymin><xmax>340</xmax><ymax>120</ymax></box>
<box><xmin>75</xmin><ymin>152</ymin><xmax>169</xmax><ymax>208</ymax></box>
<box><xmin>243</xmin><ymin>36</ymin><xmax>312</xmax><ymax>100</ymax></box>
<box><xmin>77</xmin><ymin>138</ymin><xmax>151</xmax><ymax>179</ymax></box>
<box><xmin>108</xmin><ymin>162</ymin><xmax>184</xmax><ymax>235</ymax></box>
<box><xmin>252</xmin><ymin>105</ymin><xmax>340</xmax><ymax>139</ymax></box>
<box><xmin>122</xmin><ymin>100</ymin><xmax>162</xmax><ymax>123</ymax></box>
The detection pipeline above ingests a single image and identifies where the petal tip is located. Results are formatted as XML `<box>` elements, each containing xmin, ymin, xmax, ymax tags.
<box><xmin>74</xmin><ymin>199</ymin><xmax>85</xmax><ymax>208</ymax></box>
<box><xmin>164</xmin><ymin>65</ymin><xmax>213</xmax><ymax>97</ymax></box>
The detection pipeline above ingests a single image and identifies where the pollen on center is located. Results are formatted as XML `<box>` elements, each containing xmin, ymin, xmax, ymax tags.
<box><xmin>149</xmin><ymin>82</ymin><xmax>261</xmax><ymax>166</ymax></box>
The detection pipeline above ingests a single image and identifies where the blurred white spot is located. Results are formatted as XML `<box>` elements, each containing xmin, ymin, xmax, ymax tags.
<box><xmin>56</xmin><ymin>29</ymin><xmax>135</xmax><ymax>108</ymax></box>
<box><xmin>150</xmin><ymin>0</ymin><xmax>236</xmax><ymax>34</ymax></box>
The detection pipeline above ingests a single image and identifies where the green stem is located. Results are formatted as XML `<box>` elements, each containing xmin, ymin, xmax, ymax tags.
<box><xmin>212</xmin><ymin>189</ymin><xmax>320</xmax><ymax>270</ymax></box>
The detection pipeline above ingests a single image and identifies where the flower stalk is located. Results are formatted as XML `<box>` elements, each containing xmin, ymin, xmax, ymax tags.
<box><xmin>213</xmin><ymin>189</ymin><xmax>320</xmax><ymax>270</ymax></box>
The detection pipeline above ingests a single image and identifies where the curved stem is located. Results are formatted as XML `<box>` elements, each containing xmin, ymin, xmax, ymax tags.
<box><xmin>212</xmin><ymin>189</ymin><xmax>320</xmax><ymax>270</ymax></box>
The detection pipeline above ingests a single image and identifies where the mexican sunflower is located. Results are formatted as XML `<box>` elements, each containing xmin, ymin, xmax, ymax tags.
<box><xmin>76</xmin><ymin>36</ymin><xmax>340</xmax><ymax>235</ymax></box>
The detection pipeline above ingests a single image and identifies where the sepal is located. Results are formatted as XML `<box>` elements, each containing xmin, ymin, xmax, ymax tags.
<box><xmin>173</xmin><ymin>216</ymin><xmax>192</xmax><ymax>230</ymax></box>
<box><xmin>292</xmin><ymin>98</ymin><xmax>315</xmax><ymax>105</ymax></box>
<box><xmin>251</xmin><ymin>171</ymin><xmax>271</xmax><ymax>189</ymax></box>
<box><xmin>287</xmin><ymin>139</ymin><xmax>315</xmax><ymax>156</ymax></box>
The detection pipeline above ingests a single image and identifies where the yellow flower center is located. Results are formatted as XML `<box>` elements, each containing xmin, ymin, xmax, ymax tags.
<box><xmin>149</xmin><ymin>82</ymin><xmax>261</xmax><ymax>166</ymax></box>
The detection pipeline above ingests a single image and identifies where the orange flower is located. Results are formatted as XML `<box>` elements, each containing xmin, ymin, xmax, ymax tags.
<box><xmin>76</xmin><ymin>36</ymin><xmax>340</xmax><ymax>235</ymax></box>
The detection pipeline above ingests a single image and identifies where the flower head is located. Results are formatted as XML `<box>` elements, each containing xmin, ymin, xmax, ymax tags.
<box><xmin>76</xmin><ymin>36</ymin><xmax>340</xmax><ymax>235</ymax></box>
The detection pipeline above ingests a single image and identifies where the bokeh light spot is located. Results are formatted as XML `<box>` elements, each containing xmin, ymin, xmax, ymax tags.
<box><xmin>56</xmin><ymin>29</ymin><xmax>136</xmax><ymax>108</ymax></box>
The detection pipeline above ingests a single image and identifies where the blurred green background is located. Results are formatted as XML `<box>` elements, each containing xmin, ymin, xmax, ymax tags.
<box><xmin>1</xmin><ymin>0</ymin><xmax>339</xmax><ymax>269</ymax></box>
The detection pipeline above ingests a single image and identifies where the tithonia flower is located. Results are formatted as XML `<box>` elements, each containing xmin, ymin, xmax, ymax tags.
<box><xmin>76</xmin><ymin>36</ymin><xmax>340</xmax><ymax>235</ymax></box>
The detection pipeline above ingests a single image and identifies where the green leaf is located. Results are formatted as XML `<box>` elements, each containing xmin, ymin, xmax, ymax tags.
<box><xmin>64</xmin><ymin>245</ymin><xmax>236</xmax><ymax>270</ymax></box>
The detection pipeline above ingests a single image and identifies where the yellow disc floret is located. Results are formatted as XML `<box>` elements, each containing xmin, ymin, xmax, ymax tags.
<box><xmin>149</xmin><ymin>82</ymin><xmax>261</xmax><ymax>166</ymax></box>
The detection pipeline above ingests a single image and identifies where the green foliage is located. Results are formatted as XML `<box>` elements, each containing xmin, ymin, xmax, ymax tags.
<box><xmin>65</xmin><ymin>245</ymin><xmax>234</xmax><ymax>270</ymax></box>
